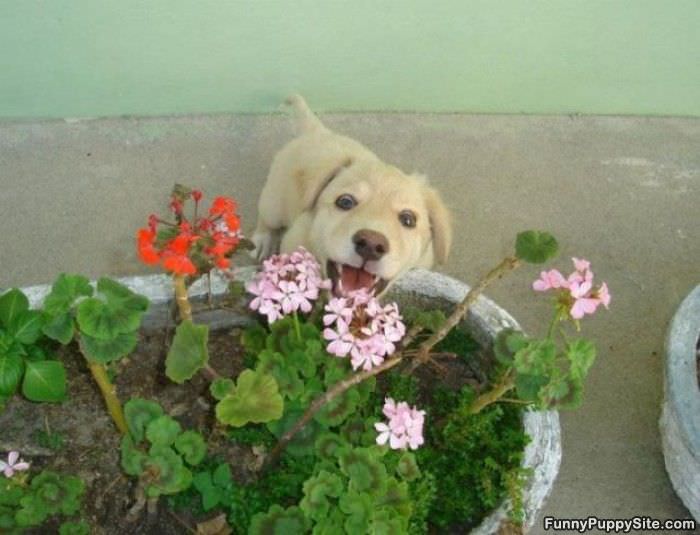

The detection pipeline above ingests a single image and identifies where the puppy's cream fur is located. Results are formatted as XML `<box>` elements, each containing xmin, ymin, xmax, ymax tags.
<box><xmin>252</xmin><ymin>95</ymin><xmax>452</xmax><ymax>292</ymax></box>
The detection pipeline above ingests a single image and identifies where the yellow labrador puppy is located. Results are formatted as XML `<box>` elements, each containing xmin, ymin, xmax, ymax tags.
<box><xmin>252</xmin><ymin>95</ymin><xmax>452</xmax><ymax>296</ymax></box>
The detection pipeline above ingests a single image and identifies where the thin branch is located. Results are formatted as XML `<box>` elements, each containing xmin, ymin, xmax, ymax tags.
<box><xmin>263</xmin><ymin>355</ymin><xmax>404</xmax><ymax>470</ymax></box>
<box><xmin>407</xmin><ymin>256</ymin><xmax>522</xmax><ymax>373</ymax></box>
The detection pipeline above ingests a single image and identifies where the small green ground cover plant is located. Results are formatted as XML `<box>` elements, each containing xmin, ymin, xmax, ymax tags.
<box><xmin>1</xmin><ymin>185</ymin><xmax>611</xmax><ymax>533</ymax></box>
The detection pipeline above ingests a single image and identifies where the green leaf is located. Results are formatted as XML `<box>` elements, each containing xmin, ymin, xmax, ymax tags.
<box><xmin>212</xmin><ymin>463</ymin><xmax>232</xmax><ymax>487</ymax></box>
<box><xmin>0</xmin><ymin>289</ymin><xmax>29</xmax><ymax>329</ymax></box>
<box><xmin>59</xmin><ymin>520</ymin><xmax>90</xmax><ymax>535</ymax></box>
<box><xmin>75</xmin><ymin>278</ymin><xmax>148</xmax><ymax>340</ymax></box>
<box><xmin>513</xmin><ymin>339</ymin><xmax>556</xmax><ymax>376</ymax></box>
<box><xmin>42</xmin><ymin>313</ymin><xmax>75</xmax><ymax>345</ymax></box>
<box><xmin>209</xmin><ymin>377</ymin><xmax>235</xmax><ymax>400</ymax></box>
<box><xmin>249</xmin><ymin>505</ymin><xmax>309</xmax><ymax>535</ymax></box>
<box><xmin>215</xmin><ymin>369</ymin><xmax>283</xmax><ymax>427</ymax></box>
<box><xmin>241</xmin><ymin>323</ymin><xmax>267</xmax><ymax>356</ymax></box>
<box><xmin>567</xmin><ymin>339</ymin><xmax>597</xmax><ymax>380</ymax></box>
<box><xmin>515</xmin><ymin>230</ymin><xmax>559</xmax><ymax>264</ymax></box>
<box><xmin>514</xmin><ymin>373</ymin><xmax>549</xmax><ymax>402</ymax></box>
<box><xmin>120</xmin><ymin>435</ymin><xmax>147</xmax><ymax>476</ymax></box>
<box><xmin>165</xmin><ymin>320</ymin><xmax>209</xmax><ymax>384</ymax></box>
<box><xmin>339</xmin><ymin>448</ymin><xmax>388</xmax><ymax>494</ymax></box>
<box><xmin>494</xmin><ymin>328</ymin><xmax>529</xmax><ymax>365</ymax></box>
<box><xmin>124</xmin><ymin>398</ymin><xmax>164</xmax><ymax>442</ymax></box>
<box><xmin>146</xmin><ymin>415</ymin><xmax>182</xmax><ymax>446</ymax></box>
<box><xmin>22</xmin><ymin>360</ymin><xmax>66</xmax><ymax>402</ymax></box>
<box><xmin>16</xmin><ymin>494</ymin><xmax>48</xmax><ymax>527</ymax></box>
<box><xmin>267</xmin><ymin>406</ymin><xmax>323</xmax><ymax>457</ymax></box>
<box><xmin>0</xmin><ymin>353</ymin><xmax>24</xmax><ymax>397</ymax></box>
<box><xmin>144</xmin><ymin>446</ymin><xmax>192</xmax><ymax>496</ymax></box>
<box><xmin>174</xmin><ymin>430</ymin><xmax>207</xmax><ymax>466</ymax></box>
<box><xmin>80</xmin><ymin>331</ymin><xmax>137</xmax><ymax>363</ymax></box>
<box><xmin>24</xmin><ymin>344</ymin><xmax>48</xmax><ymax>362</ymax></box>
<box><xmin>43</xmin><ymin>274</ymin><xmax>93</xmax><ymax>315</ymax></box>
<box><xmin>300</xmin><ymin>470</ymin><xmax>344</xmax><ymax>521</ymax></box>
<box><xmin>8</xmin><ymin>310</ymin><xmax>45</xmax><ymax>345</ymax></box>
<box><xmin>192</xmin><ymin>471</ymin><xmax>220</xmax><ymax>511</ymax></box>
<box><xmin>396</xmin><ymin>452</ymin><xmax>421</xmax><ymax>482</ymax></box>
<box><xmin>0</xmin><ymin>331</ymin><xmax>26</xmax><ymax>359</ymax></box>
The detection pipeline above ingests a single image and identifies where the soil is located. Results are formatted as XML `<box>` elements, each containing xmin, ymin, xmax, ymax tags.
<box><xmin>0</xmin><ymin>324</ymin><xmax>248</xmax><ymax>535</ymax></box>
<box><xmin>0</xmin><ymin>311</ymin><xmax>503</xmax><ymax>535</ymax></box>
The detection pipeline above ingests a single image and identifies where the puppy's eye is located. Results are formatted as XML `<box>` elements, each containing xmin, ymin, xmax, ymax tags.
<box><xmin>335</xmin><ymin>194</ymin><xmax>357</xmax><ymax>211</ymax></box>
<box><xmin>399</xmin><ymin>210</ymin><xmax>417</xmax><ymax>228</ymax></box>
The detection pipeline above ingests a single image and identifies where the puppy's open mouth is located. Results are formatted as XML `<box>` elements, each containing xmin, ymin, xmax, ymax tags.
<box><xmin>327</xmin><ymin>261</ymin><xmax>388</xmax><ymax>297</ymax></box>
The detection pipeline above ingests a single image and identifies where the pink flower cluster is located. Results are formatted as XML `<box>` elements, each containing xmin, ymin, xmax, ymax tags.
<box><xmin>247</xmin><ymin>247</ymin><xmax>330</xmax><ymax>324</ymax></box>
<box><xmin>322</xmin><ymin>290</ymin><xmax>406</xmax><ymax>371</ymax></box>
<box><xmin>374</xmin><ymin>397</ymin><xmax>425</xmax><ymax>450</ymax></box>
<box><xmin>533</xmin><ymin>257</ymin><xmax>611</xmax><ymax>320</ymax></box>
<box><xmin>0</xmin><ymin>451</ymin><xmax>29</xmax><ymax>478</ymax></box>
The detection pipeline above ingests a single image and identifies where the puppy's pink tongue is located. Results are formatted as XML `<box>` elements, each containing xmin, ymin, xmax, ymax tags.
<box><xmin>341</xmin><ymin>265</ymin><xmax>374</xmax><ymax>292</ymax></box>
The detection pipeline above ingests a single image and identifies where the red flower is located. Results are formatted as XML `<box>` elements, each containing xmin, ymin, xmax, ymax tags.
<box><xmin>191</xmin><ymin>190</ymin><xmax>203</xmax><ymax>202</ymax></box>
<box><xmin>224</xmin><ymin>214</ymin><xmax>240</xmax><ymax>233</ymax></box>
<box><xmin>137</xmin><ymin>228</ymin><xmax>161</xmax><ymax>264</ymax></box>
<box><xmin>162</xmin><ymin>253</ymin><xmax>197</xmax><ymax>275</ymax></box>
<box><xmin>209</xmin><ymin>196</ymin><xmax>237</xmax><ymax>217</ymax></box>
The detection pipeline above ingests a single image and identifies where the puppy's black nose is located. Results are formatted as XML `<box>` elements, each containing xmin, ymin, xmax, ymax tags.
<box><xmin>353</xmin><ymin>229</ymin><xmax>389</xmax><ymax>261</ymax></box>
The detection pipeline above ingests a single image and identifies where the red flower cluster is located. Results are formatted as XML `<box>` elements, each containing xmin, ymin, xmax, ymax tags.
<box><xmin>137</xmin><ymin>189</ymin><xmax>241</xmax><ymax>276</ymax></box>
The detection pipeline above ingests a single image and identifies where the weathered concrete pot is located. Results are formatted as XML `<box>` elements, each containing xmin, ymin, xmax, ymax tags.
<box><xmin>661</xmin><ymin>285</ymin><xmax>700</xmax><ymax>521</ymax></box>
<box><xmin>22</xmin><ymin>267</ymin><xmax>561</xmax><ymax>534</ymax></box>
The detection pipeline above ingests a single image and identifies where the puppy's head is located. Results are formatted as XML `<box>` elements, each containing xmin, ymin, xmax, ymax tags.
<box><xmin>306</xmin><ymin>160</ymin><xmax>452</xmax><ymax>296</ymax></box>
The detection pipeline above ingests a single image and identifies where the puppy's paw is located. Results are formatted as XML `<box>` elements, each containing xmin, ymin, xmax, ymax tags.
<box><xmin>250</xmin><ymin>230</ymin><xmax>274</xmax><ymax>261</ymax></box>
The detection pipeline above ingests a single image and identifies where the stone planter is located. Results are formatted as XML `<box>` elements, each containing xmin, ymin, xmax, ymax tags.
<box><xmin>20</xmin><ymin>267</ymin><xmax>561</xmax><ymax>533</ymax></box>
<box><xmin>661</xmin><ymin>285</ymin><xmax>700</xmax><ymax>521</ymax></box>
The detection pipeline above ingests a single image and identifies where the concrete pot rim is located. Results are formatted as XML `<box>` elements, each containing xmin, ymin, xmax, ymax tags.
<box><xmin>19</xmin><ymin>266</ymin><xmax>561</xmax><ymax>534</ymax></box>
<box><xmin>665</xmin><ymin>285</ymin><xmax>700</xmax><ymax>452</ymax></box>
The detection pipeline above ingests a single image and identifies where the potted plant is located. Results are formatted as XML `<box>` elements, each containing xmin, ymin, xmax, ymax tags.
<box><xmin>661</xmin><ymin>285</ymin><xmax>700</xmax><ymax>521</ymax></box>
<box><xmin>0</xmin><ymin>185</ymin><xmax>611</xmax><ymax>534</ymax></box>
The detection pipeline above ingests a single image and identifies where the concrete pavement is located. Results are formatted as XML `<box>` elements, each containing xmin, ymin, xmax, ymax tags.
<box><xmin>1</xmin><ymin>112</ymin><xmax>698</xmax><ymax>532</ymax></box>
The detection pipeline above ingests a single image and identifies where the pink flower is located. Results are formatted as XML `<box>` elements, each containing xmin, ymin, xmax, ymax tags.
<box><xmin>532</xmin><ymin>269</ymin><xmax>568</xmax><ymax>292</ymax></box>
<box><xmin>374</xmin><ymin>398</ymin><xmax>425</xmax><ymax>450</ymax></box>
<box><xmin>247</xmin><ymin>247</ymin><xmax>330</xmax><ymax>323</ymax></box>
<box><xmin>533</xmin><ymin>257</ymin><xmax>611</xmax><ymax>321</ymax></box>
<box><xmin>323</xmin><ymin>290</ymin><xmax>405</xmax><ymax>371</ymax></box>
<box><xmin>0</xmin><ymin>451</ymin><xmax>30</xmax><ymax>478</ymax></box>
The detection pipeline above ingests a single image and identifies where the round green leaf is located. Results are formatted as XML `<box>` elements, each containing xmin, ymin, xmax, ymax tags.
<box><xmin>146</xmin><ymin>415</ymin><xmax>182</xmax><ymax>446</ymax></box>
<box><xmin>120</xmin><ymin>435</ymin><xmax>147</xmax><ymax>476</ymax></box>
<box><xmin>215</xmin><ymin>369</ymin><xmax>283</xmax><ymax>427</ymax></box>
<box><xmin>22</xmin><ymin>360</ymin><xmax>66</xmax><ymax>402</ymax></box>
<box><xmin>174</xmin><ymin>430</ymin><xmax>207</xmax><ymax>466</ymax></box>
<box><xmin>124</xmin><ymin>398</ymin><xmax>164</xmax><ymax>443</ymax></box>
<box><xmin>166</xmin><ymin>320</ymin><xmax>209</xmax><ymax>384</ymax></box>
<box><xmin>515</xmin><ymin>230</ymin><xmax>559</xmax><ymax>264</ymax></box>
<box><xmin>209</xmin><ymin>377</ymin><xmax>235</xmax><ymax>400</ymax></box>
<box><xmin>43</xmin><ymin>274</ymin><xmax>93</xmax><ymax>316</ymax></box>
<box><xmin>0</xmin><ymin>353</ymin><xmax>24</xmax><ymax>397</ymax></box>
<box><xmin>80</xmin><ymin>331</ymin><xmax>137</xmax><ymax>363</ymax></box>
<box><xmin>0</xmin><ymin>289</ymin><xmax>29</xmax><ymax>329</ymax></box>
<box><xmin>42</xmin><ymin>313</ymin><xmax>75</xmax><ymax>345</ymax></box>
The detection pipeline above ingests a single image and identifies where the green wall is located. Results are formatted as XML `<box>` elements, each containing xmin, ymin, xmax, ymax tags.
<box><xmin>1</xmin><ymin>1</ymin><xmax>698</xmax><ymax>119</ymax></box>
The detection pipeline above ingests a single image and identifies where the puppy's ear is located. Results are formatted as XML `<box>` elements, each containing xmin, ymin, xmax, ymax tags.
<box><xmin>423</xmin><ymin>186</ymin><xmax>453</xmax><ymax>264</ymax></box>
<box><xmin>301</xmin><ymin>158</ymin><xmax>353</xmax><ymax>211</ymax></box>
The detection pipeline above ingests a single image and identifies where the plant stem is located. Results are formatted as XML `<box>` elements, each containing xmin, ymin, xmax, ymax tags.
<box><xmin>173</xmin><ymin>274</ymin><xmax>192</xmax><ymax>322</ymax></box>
<box><xmin>201</xmin><ymin>364</ymin><xmax>222</xmax><ymax>381</ymax></box>
<box><xmin>87</xmin><ymin>361</ymin><xmax>128</xmax><ymax>434</ymax></box>
<box><xmin>546</xmin><ymin>309</ymin><xmax>560</xmax><ymax>340</ymax></box>
<box><xmin>293</xmin><ymin>312</ymin><xmax>302</xmax><ymax>342</ymax></box>
<box><xmin>408</xmin><ymin>256</ymin><xmax>522</xmax><ymax>373</ymax></box>
<box><xmin>469</xmin><ymin>372</ymin><xmax>516</xmax><ymax>414</ymax></box>
<box><xmin>263</xmin><ymin>355</ymin><xmax>404</xmax><ymax>470</ymax></box>
<box><xmin>265</xmin><ymin>255</ymin><xmax>523</xmax><ymax>465</ymax></box>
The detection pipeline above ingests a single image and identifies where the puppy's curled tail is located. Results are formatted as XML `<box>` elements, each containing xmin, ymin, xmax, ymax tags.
<box><xmin>286</xmin><ymin>94</ymin><xmax>327</xmax><ymax>135</ymax></box>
